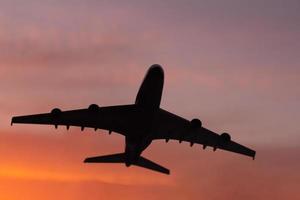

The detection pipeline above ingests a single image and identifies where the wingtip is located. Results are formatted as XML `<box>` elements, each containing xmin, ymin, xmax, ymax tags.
<box><xmin>83</xmin><ymin>158</ymin><xmax>89</xmax><ymax>163</ymax></box>
<box><xmin>160</xmin><ymin>168</ymin><xmax>170</xmax><ymax>175</ymax></box>
<box><xmin>83</xmin><ymin>157</ymin><xmax>95</xmax><ymax>163</ymax></box>
<box><xmin>11</xmin><ymin>116</ymin><xmax>20</xmax><ymax>125</ymax></box>
<box><xmin>252</xmin><ymin>151</ymin><xmax>256</xmax><ymax>160</ymax></box>
<box><xmin>11</xmin><ymin>117</ymin><xmax>15</xmax><ymax>126</ymax></box>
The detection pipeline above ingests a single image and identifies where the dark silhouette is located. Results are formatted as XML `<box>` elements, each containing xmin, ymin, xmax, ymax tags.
<box><xmin>11</xmin><ymin>64</ymin><xmax>255</xmax><ymax>175</ymax></box>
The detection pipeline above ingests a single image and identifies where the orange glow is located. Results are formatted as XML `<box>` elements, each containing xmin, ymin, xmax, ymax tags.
<box><xmin>1</xmin><ymin>1</ymin><xmax>300</xmax><ymax>199</ymax></box>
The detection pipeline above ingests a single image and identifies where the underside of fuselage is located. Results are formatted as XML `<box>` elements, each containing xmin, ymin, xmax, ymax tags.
<box><xmin>125</xmin><ymin>64</ymin><xmax>164</xmax><ymax>165</ymax></box>
<box><xmin>85</xmin><ymin>64</ymin><xmax>168</xmax><ymax>174</ymax></box>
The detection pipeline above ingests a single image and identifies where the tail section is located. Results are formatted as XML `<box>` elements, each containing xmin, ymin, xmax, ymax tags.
<box><xmin>84</xmin><ymin>153</ymin><xmax>170</xmax><ymax>175</ymax></box>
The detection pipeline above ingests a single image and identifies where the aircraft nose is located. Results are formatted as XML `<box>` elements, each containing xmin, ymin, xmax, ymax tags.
<box><xmin>149</xmin><ymin>64</ymin><xmax>164</xmax><ymax>75</ymax></box>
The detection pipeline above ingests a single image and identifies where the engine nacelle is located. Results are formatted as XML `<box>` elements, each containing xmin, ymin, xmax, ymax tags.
<box><xmin>51</xmin><ymin>108</ymin><xmax>62</xmax><ymax>117</ymax></box>
<box><xmin>220</xmin><ymin>133</ymin><xmax>231</xmax><ymax>143</ymax></box>
<box><xmin>88</xmin><ymin>104</ymin><xmax>100</xmax><ymax>113</ymax></box>
<box><xmin>191</xmin><ymin>118</ymin><xmax>202</xmax><ymax>129</ymax></box>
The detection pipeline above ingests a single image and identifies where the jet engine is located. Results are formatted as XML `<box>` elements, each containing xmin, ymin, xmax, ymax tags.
<box><xmin>88</xmin><ymin>104</ymin><xmax>100</xmax><ymax>113</ymax></box>
<box><xmin>51</xmin><ymin>108</ymin><xmax>62</xmax><ymax>117</ymax></box>
<box><xmin>51</xmin><ymin>108</ymin><xmax>61</xmax><ymax>129</ymax></box>
<box><xmin>220</xmin><ymin>133</ymin><xmax>231</xmax><ymax>143</ymax></box>
<box><xmin>191</xmin><ymin>118</ymin><xmax>202</xmax><ymax>129</ymax></box>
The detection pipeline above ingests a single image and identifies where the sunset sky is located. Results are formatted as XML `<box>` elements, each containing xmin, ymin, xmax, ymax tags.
<box><xmin>0</xmin><ymin>0</ymin><xmax>300</xmax><ymax>199</ymax></box>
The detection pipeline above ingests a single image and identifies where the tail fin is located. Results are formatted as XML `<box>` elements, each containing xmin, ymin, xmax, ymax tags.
<box><xmin>84</xmin><ymin>153</ymin><xmax>170</xmax><ymax>175</ymax></box>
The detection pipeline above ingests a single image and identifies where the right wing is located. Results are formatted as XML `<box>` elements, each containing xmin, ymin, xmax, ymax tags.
<box><xmin>152</xmin><ymin>109</ymin><xmax>256</xmax><ymax>159</ymax></box>
<box><xmin>11</xmin><ymin>104</ymin><xmax>138</xmax><ymax>136</ymax></box>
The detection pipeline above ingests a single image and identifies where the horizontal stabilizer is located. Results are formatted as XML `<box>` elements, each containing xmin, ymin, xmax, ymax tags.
<box><xmin>84</xmin><ymin>153</ymin><xmax>125</xmax><ymax>163</ymax></box>
<box><xmin>136</xmin><ymin>156</ymin><xmax>170</xmax><ymax>175</ymax></box>
<box><xmin>84</xmin><ymin>153</ymin><xmax>170</xmax><ymax>175</ymax></box>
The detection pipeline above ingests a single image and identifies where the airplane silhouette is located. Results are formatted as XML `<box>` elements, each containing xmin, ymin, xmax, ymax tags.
<box><xmin>11</xmin><ymin>64</ymin><xmax>255</xmax><ymax>175</ymax></box>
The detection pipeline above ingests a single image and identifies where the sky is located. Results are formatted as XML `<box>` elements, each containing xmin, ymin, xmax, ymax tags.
<box><xmin>0</xmin><ymin>0</ymin><xmax>300</xmax><ymax>199</ymax></box>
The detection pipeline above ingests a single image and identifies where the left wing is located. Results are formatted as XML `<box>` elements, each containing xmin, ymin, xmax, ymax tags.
<box><xmin>152</xmin><ymin>109</ymin><xmax>256</xmax><ymax>159</ymax></box>
<box><xmin>11</xmin><ymin>104</ymin><xmax>138</xmax><ymax>136</ymax></box>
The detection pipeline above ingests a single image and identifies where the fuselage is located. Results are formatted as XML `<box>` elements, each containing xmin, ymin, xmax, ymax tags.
<box><xmin>124</xmin><ymin>64</ymin><xmax>164</xmax><ymax>166</ymax></box>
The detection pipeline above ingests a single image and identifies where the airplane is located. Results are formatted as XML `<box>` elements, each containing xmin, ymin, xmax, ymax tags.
<box><xmin>11</xmin><ymin>64</ymin><xmax>255</xmax><ymax>175</ymax></box>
